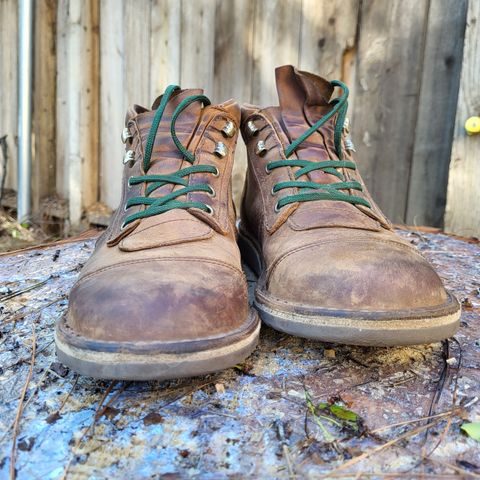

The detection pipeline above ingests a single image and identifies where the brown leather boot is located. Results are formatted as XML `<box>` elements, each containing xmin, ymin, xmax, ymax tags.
<box><xmin>238</xmin><ymin>65</ymin><xmax>460</xmax><ymax>346</ymax></box>
<box><xmin>55</xmin><ymin>86</ymin><xmax>260</xmax><ymax>379</ymax></box>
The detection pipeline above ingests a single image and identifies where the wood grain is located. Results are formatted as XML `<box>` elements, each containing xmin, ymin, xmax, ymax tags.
<box><xmin>0</xmin><ymin>0</ymin><xmax>18</xmax><ymax>191</ymax></box>
<box><xmin>299</xmin><ymin>0</ymin><xmax>359</xmax><ymax>80</ymax></box>
<box><xmin>299</xmin><ymin>0</ymin><xmax>360</xmax><ymax>119</ymax></box>
<box><xmin>55</xmin><ymin>0</ymin><xmax>69</xmax><ymax>200</ymax></box>
<box><xmin>251</xmin><ymin>0</ymin><xmax>302</xmax><ymax>106</ymax></box>
<box><xmin>124</xmin><ymin>0</ymin><xmax>151</xmax><ymax>108</ymax></box>
<box><xmin>64</xmin><ymin>0</ymin><xmax>100</xmax><ymax>226</ymax></box>
<box><xmin>150</xmin><ymin>0</ymin><xmax>181</xmax><ymax>98</ymax></box>
<box><xmin>406</xmin><ymin>0</ymin><xmax>468</xmax><ymax>227</ymax></box>
<box><xmin>99</xmin><ymin>0</ymin><xmax>126</xmax><ymax>210</ymax></box>
<box><xmin>180</xmin><ymin>0</ymin><xmax>216</xmax><ymax>96</ymax></box>
<box><xmin>352</xmin><ymin>0</ymin><xmax>429</xmax><ymax>223</ymax></box>
<box><xmin>32</xmin><ymin>0</ymin><xmax>57</xmax><ymax>212</ymax></box>
<box><xmin>214</xmin><ymin>0</ymin><xmax>255</xmax><ymax>207</ymax></box>
<box><xmin>445</xmin><ymin>0</ymin><xmax>480</xmax><ymax>238</ymax></box>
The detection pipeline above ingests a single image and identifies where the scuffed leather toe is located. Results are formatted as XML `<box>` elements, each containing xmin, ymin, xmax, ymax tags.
<box><xmin>66</xmin><ymin>259</ymin><xmax>249</xmax><ymax>344</ymax></box>
<box><xmin>266</xmin><ymin>239</ymin><xmax>449</xmax><ymax>312</ymax></box>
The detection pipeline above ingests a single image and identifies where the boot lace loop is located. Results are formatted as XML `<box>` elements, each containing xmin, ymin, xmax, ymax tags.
<box><xmin>267</xmin><ymin>80</ymin><xmax>371</xmax><ymax>211</ymax></box>
<box><xmin>122</xmin><ymin>85</ymin><xmax>217</xmax><ymax>227</ymax></box>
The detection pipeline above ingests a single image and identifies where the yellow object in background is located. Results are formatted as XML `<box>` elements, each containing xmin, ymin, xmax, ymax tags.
<box><xmin>465</xmin><ymin>116</ymin><xmax>480</xmax><ymax>135</ymax></box>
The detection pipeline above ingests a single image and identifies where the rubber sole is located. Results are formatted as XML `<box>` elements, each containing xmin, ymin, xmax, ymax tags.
<box><xmin>55</xmin><ymin>310</ymin><xmax>260</xmax><ymax>380</ymax></box>
<box><xmin>238</xmin><ymin>226</ymin><xmax>461</xmax><ymax>347</ymax></box>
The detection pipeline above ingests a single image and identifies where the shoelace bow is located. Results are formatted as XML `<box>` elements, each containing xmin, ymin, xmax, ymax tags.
<box><xmin>122</xmin><ymin>85</ymin><xmax>217</xmax><ymax>228</ymax></box>
<box><xmin>267</xmin><ymin>80</ymin><xmax>371</xmax><ymax>212</ymax></box>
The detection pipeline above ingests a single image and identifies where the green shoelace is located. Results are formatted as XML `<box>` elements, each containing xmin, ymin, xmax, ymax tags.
<box><xmin>122</xmin><ymin>85</ymin><xmax>217</xmax><ymax>228</ymax></box>
<box><xmin>267</xmin><ymin>80</ymin><xmax>371</xmax><ymax>212</ymax></box>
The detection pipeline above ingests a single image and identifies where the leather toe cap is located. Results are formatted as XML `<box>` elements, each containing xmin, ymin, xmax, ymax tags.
<box><xmin>65</xmin><ymin>259</ymin><xmax>249</xmax><ymax>344</ymax></box>
<box><xmin>266</xmin><ymin>239</ymin><xmax>449</xmax><ymax>312</ymax></box>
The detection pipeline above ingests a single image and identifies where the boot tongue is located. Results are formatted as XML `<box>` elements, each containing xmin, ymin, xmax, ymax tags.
<box><xmin>276</xmin><ymin>65</ymin><xmax>333</xmax><ymax>119</ymax></box>
<box><xmin>275</xmin><ymin>65</ymin><xmax>340</xmax><ymax>184</ymax></box>
<box><xmin>135</xmin><ymin>88</ymin><xmax>204</xmax><ymax>198</ymax></box>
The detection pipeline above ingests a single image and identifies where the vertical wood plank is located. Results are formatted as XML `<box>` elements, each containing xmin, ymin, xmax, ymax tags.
<box><xmin>0</xmin><ymin>0</ymin><xmax>18</xmax><ymax>192</ymax></box>
<box><xmin>213</xmin><ymin>0</ymin><xmax>254</xmax><ymax>104</ymax></box>
<box><xmin>299</xmin><ymin>0</ymin><xmax>360</xmax><ymax>122</ymax></box>
<box><xmin>180</xmin><ymin>0</ymin><xmax>216</xmax><ymax>95</ymax></box>
<box><xmin>445</xmin><ymin>0</ymin><xmax>480</xmax><ymax>238</ymax></box>
<box><xmin>251</xmin><ymin>0</ymin><xmax>302</xmax><ymax>106</ymax></box>
<box><xmin>214</xmin><ymin>0</ymin><xmax>255</xmax><ymax>208</ymax></box>
<box><xmin>352</xmin><ymin>0</ymin><xmax>429</xmax><ymax>223</ymax></box>
<box><xmin>124</xmin><ymin>0</ymin><xmax>152</xmax><ymax>107</ymax></box>
<box><xmin>32</xmin><ymin>0</ymin><xmax>57</xmax><ymax>212</ymax></box>
<box><xmin>99</xmin><ymin>0</ymin><xmax>125</xmax><ymax>210</ymax></box>
<box><xmin>406</xmin><ymin>0</ymin><xmax>468</xmax><ymax>227</ymax></box>
<box><xmin>150</xmin><ymin>0</ymin><xmax>181</xmax><ymax>98</ymax></box>
<box><xmin>299</xmin><ymin>0</ymin><xmax>359</xmax><ymax>80</ymax></box>
<box><xmin>55</xmin><ymin>0</ymin><xmax>69</xmax><ymax>200</ymax></box>
<box><xmin>64</xmin><ymin>0</ymin><xmax>100</xmax><ymax>226</ymax></box>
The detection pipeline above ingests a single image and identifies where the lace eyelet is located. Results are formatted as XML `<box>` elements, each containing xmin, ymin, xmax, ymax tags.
<box><xmin>123</xmin><ymin>204</ymin><xmax>129</xmax><ymax>212</ymax></box>
<box><xmin>120</xmin><ymin>221</ymin><xmax>128</xmax><ymax>230</ymax></box>
<box><xmin>265</xmin><ymin>165</ymin><xmax>271</xmax><ymax>174</ymax></box>
<box><xmin>123</xmin><ymin>150</ymin><xmax>135</xmax><ymax>165</ymax></box>
<box><xmin>214</xmin><ymin>142</ymin><xmax>228</xmax><ymax>158</ymax></box>
<box><xmin>255</xmin><ymin>140</ymin><xmax>267</xmax><ymax>157</ymax></box>
<box><xmin>212</xmin><ymin>167</ymin><xmax>220</xmax><ymax>177</ymax></box>
<box><xmin>274</xmin><ymin>202</ymin><xmax>282</xmax><ymax>213</ymax></box>
<box><xmin>121</xmin><ymin>127</ymin><xmax>133</xmax><ymax>144</ymax></box>
<box><xmin>205</xmin><ymin>205</ymin><xmax>215</xmax><ymax>215</ymax></box>
<box><xmin>270</xmin><ymin>187</ymin><xmax>276</xmax><ymax>196</ymax></box>
<box><xmin>208</xmin><ymin>186</ymin><xmax>216</xmax><ymax>198</ymax></box>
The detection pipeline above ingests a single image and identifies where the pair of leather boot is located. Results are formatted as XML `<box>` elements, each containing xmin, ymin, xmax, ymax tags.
<box><xmin>55</xmin><ymin>66</ymin><xmax>461</xmax><ymax>380</ymax></box>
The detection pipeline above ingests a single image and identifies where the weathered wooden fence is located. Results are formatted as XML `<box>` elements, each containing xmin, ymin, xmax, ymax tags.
<box><xmin>0</xmin><ymin>0</ymin><xmax>478</xmax><ymax>236</ymax></box>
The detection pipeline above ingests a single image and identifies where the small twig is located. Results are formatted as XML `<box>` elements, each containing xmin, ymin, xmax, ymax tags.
<box><xmin>427</xmin><ymin>457</ymin><xmax>480</xmax><ymax>478</ymax></box>
<box><xmin>304</xmin><ymin>389</ymin><xmax>336</xmax><ymax>443</ymax></box>
<box><xmin>60</xmin><ymin>381</ymin><xmax>118</xmax><ymax>480</ymax></box>
<box><xmin>416</xmin><ymin>337</ymin><xmax>463</xmax><ymax>469</ymax></box>
<box><xmin>370</xmin><ymin>399</ymin><xmax>476</xmax><ymax>435</ymax></box>
<box><xmin>2</xmin><ymin>295</ymin><xmax>66</xmax><ymax>325</ymax></box>
<box><xmin>275</xmin><ymin>420</ymin><xmax>296</xmax><ymax>479</ymax></box>
<box><xmin>319</xmin><ymin>473</ymin><xmax>469</xmax><ymax>479</ymax></box>
<box><xmin>9</xmin><ymin>323</ymin><xmax>36</xmax><ymax>480</ymax></box>
<box><xmin>1</xmin><ymin>278</ymin><xmax>50</xmax><ymax>302</ymax></box>
<box><xmin>322</xmin><ymin>417</ymin><xmax>444</xmax><ymax>477</ymax></box>
<box><xmin>94</xmin><ymin>382</ymin><xmax>129</xmax><ymax>421</ymax></box>
<box><xmin>0</xmin><ymin>359</ymin><xmax>54</xmax><ymax>447</ymax></box>
<box><xmin>4</xmin><ymin>339</ymin><xmax>55</xmax><ymax>371</ymax></box>
<box><xmin>1</xmin><ymin>265</ymin><xmax>81</xmax><ymax>302</ymax></box>
<box><xmin>52</xmin><ymin>375</ymin><xmax>80</xmax><ymax>418</ymax></box>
